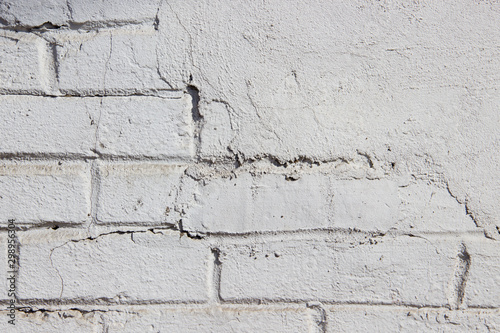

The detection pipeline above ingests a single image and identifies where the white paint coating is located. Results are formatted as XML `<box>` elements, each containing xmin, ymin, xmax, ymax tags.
<box><xmin>0</xmin><ymin>1</ymin><xmax>498</xmax><ymax>331</ymax></box>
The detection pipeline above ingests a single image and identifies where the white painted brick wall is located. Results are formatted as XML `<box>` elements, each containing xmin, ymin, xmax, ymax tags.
<box><xmin>56</xmin><ymin>28</ymin><xmax>172</xmax><ymax>95</ymax></box>
<box><xmin>0</xmin><ymin>310</ymin><xmax>101</xmax><ymax>333</ymax></box>
<box><xmin>96</xmin><ymin>96</ymin><xmax>194</xmax><ymax>158</ymax></box>
<box><xmin>0</xmin><ymin>96</ymin><xmax>98</xmax><ymax>156</ymax></box>
<box><xmin>0</xmin><ymin>95</ymin><xmax>193</xmax><ymax>158</ymax></box>
<box><xmin>0</xmin><ymin>0</ymin><xmax>160</xmax><ymax>27</ymax></box>
<box><xmin>0</xmin><ymin>1</ymin><xmax>498</xmax><ymax>331</ymax></box>
<box><xmin>0</xmin><ymin>33</ymin><xmax>50</xmax><ymax>94</ymax></box>
<box><xmin>17</xmin><ymin>230</ymin><xmax>208</xmax><ymax>302</ymax></box>
<box><xmin>0</xmin><ymin>163</ymin><xmax>90</xmax><ymax>225</ymax></box>
<box><xmin>68</xmin><ymin>0</ymin><xmax>160</xmax><ymax>25</ymax></box>
<box><xmin>463</xmin><ymin>240</ymin><xmax>500</xmax><ymax>308</ymax></box>
<box><xmin>182</xmin><ymin>175</ymin><xmax>400</xmax><ymax>233</ymax></box>
<box><xmin>326</xmin><ymin>307</ymin><xmax>500</xmax><ymax>332</ymax></box>
<box><xmin>96</xmin><ymin>163</ymin><xmax>186</xmax><ymax>224</ymax></box>
<box><xmin>219</xmin><ymin>236</ymin><xmax>456</xmax><ymax>306</ymax></box>
<box><xmin>103</xmin><ymin>306</ymin><xmax>309</xmax><ymax>333</ymax></box>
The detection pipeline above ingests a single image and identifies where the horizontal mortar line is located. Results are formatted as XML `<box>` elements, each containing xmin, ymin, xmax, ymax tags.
<box><xmin>4</xmin><ymin>299</ymin><xmax>498</xmax><ymax>311</ymax></box>
<box><xmin>0</xmin><ymin>225</ymin><xmax>178</xmax><ymax>235</ymax></box>
<box><xmin>11</xmin><ymin>303</ymin><xmax>308</xmax><ymax>313</ymax></box>
<box><xmin>318</xmin><ymin>304</ymin><xmax>500</xmax><ymax>311</ymax></box>
<box><xmin>202</xmin><ymin>228</ymin><xmax>487</xmax><ymax>239</ymax></box>
<box><xmin>0</xmin><ymin>222</ymin><xmax>181</xmax><ymax>231</ymax></box>
<box><xmin>0</xmin><ymin>19</ymin><xmax>158</xmax><ymax>33</ymax></box>
<box><xmin>0</xmin><ymin>225</ymin><xmax>487</xmax><ymax>241</ymax></box>
<box><xmin>7</xmin><ymin>298</ymin><xmax>208</xmax><ymax>307</ymax></box>
<box><xmin>0</xmin><ymin>153</ymin><xmax>194</xmax><ymax>163</ymax></box>
<box><xmin>219</xmin><ymin>298</ymin><xmax>467</xmax><ymax>309</ymax></box>
<box><xmin>0</xmin><ymin>90</ymin><xmax>184</xmax><ymax>98</ymax></box>
<box><xmin>87</xmin><ymin>222</ymin><xmax>179</xmax><ymax>228</ymax></box>
<box><xmin>8</xmin><ymin>303</ymin><xmax>499</xmax><ymax>313</ymax></box>
<box><xmin>0</xmin><ymin>221</ymin><xmax>88</xmax><ymax>231</ymax></box>
<box><xmin>0</xmin><ymin>223</ymin><xmax>486</xmax><ymax>239</ymax></box>
<box><xmin>465</xmin><ymin>305</ymin><xmax>500</xmax><ymax>310</ymax></box>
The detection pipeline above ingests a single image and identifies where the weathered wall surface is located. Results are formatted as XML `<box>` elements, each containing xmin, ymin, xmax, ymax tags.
<box><xmin>0</xmin><ymin>0</ymin><xmax>499</xmax><ymax>331</ymax></box>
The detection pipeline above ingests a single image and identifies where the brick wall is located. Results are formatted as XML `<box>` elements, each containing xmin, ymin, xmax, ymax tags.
<box><xmin>1</xmin><ymin>1</ymin><xmax>499</xmax><ymax>331</ymax></box>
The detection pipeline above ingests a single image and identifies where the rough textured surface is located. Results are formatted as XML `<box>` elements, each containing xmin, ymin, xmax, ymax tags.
<box><xmin>0</xmin><ymin>163</ymin><xmax>90</xmax><ymax>225</ymax></box>
<box><xmin>182</xmin><ymin>175</ymin><xmax>399</xmax><ymax>233</ymax></box>
<box><xmin>17</xmin><ymin>230</ymin><xmax>209</xmax><ymax>302</ymax></box>
<box><xmin>96</xmin><ymin>163</ymin><xmax>186</xmax><ymax>224</ymax></box>
<box><xmin>103</xmin><ymin>306</ymin><xmax>309</xmax><ymax>332</ymax></box>
<box><xmin>0</xmin><ymin>1</ymin><xmax>498</xmax><ymax>331</ymax></box>
<box><xmin>56</xmin><ymin>28</ymin><xmax>171</xmax><ymax>95</ymax></box>
<box><xmin>219</xmin><ymin>236</ymin><xmax>456</xmax><ymax>306</ymax></box>
<box><xmin>0</xmin><ymin>310</ymin><xmax>101</xmax><ymax>333</ymax></box>
<box><xmin>326</xmin><ymin>306</ymin><xmax>500</xmax><ymax>332</ymax></box>
<box><xmin>0</xmin><ymin>96</ymin><xmax>98</xmax><ymax>156</ymax></box>
<box><xmin>0</xmin><ymin>32</ymin><xmax>50</xmax><ymax>94</ymax></box>
<box><xmin>96</xmin><ymin>96</ymin><xmax>194</xmax><ymax>158</ymax></box>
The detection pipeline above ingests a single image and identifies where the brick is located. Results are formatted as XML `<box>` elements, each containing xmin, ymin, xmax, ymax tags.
<box><xmin>219</xmin><ymin>236</ymin><xmax>457</xmax><ymax>306</ymax></box>
<box><xmin>57</xmin><ymin>29</ymin><xmax>171</xmax><ymax>95</ymax></box>
<box><xmin>396</xmin><ymin>182</ymin><xmax>477</xmax><ymax>232</ymax></box>
<box><xmin>464</xmin><ymin>239</ymin><xmax>500</xmax><ymax>308</ymax></box>
<box><xmin>17</xmin><ymin>230</ymin><xmax>209</xmax><ymax>302</ymax></box>
<box><xmin>183</xmin><ymin>174</ymin><xmax>333</xmax><ymax>233</ymax></box>
<box><xmin>96</xmin><ymin>96</ymin><xmax>193</xmax><ymax>158</ymax></box>
<box><xmin>0</xmin><ymin>0</ymin><xmax>159</xmax><ymax>28</ymax></box>
<box><xmin>199</xmin><ymin>101</ymin><xmax>235</xmax><ymax>160</ymax></box>
<box><xmin>96</xmin><ymin>163</ymin><xmax>186</xmax><ymax>224</ymax></box>
<box><xmin>182</xmin><ymin>175</ymin><xmax>398</xmax><ymax>233</ymax></box>
<box><xmin>0</xmin><ymin>34</ymin><xmax>50</xmax><ymax>94</ymax></box>
<box><xmin>0</xmin><ymin>96</ymin><xmax>98</xmax><ymax>156</ymax></box>
<box><xmin>0</xmin><ymin>163</ymin><xmax>90</xmax><ymax>225</ymax></box>
<box><xmin>326</xmin><ymin>306</ymin><xmax>500</xmax><ymax>333</ymax></box>
<box><xmin>332</xmin><ymin>179</ymin><xmax>399</xmax><ymax>230</ymax></box>
<box><xmin>104</xmin><ymin>306</ymin><xmax>309</xmax><ymax>333</ymax></box>
<box><xmin>68</xmin><ymin>0</ymin><xmax>160</xmax><ymax>24</ymax></box>
<box><xmin>0</xmin><ymin>0</ymin><xmax>69</xmax><ymax>27</ymax></box>
<box><xmin>0</xmin><ymin>310</ymin><xmax>102</xmax><ymax>333</ymax></box>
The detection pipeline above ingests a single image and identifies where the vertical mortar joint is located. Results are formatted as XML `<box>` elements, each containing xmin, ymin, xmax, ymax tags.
<box><xmin>210</xmin><ymin>247</ymin><xmax>222</xmax><ymax>304</ymax></box>
<box><xmin>187</xmin><ymin>85</ymin><xmax>203</xmax><ymax>159</ymax></box>
<box><xmin>448</xmin><ymin>242</ymin><xmax>471</xmax><ymax>310</ymax></box>
<box><xmin>306</xmin><ymin>302</ymin><xmax>327</xmax><ymax>333</ymax></box>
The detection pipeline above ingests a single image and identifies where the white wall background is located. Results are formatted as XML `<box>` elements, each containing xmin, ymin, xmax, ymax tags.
<box><xmin>0</xmin><ymin>0</ymin><xmax>499</xmax><ymax>331</ymax></box>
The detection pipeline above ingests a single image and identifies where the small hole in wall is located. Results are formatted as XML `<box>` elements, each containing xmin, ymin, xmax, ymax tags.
<box><xmin>51</xmin><ymin>225</ymin><xmax>59</xmax><ymax>230</ymax></box>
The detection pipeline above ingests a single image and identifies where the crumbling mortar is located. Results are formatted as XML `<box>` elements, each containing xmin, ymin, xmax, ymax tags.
<box><xmin>187</xmin><ymin>84</ymin><xmax>203</xmax><ymax>160</ymax></box>
<box><xmin>183</xmin><ymin>153</ymin><xmax>384</xmax><ymax>183</ymax></box>
<box><xmin>210</xmin><ymin>248</ymin><xmax>223</xmax><ymax>304</ymax></box>
<box><xmin>0</xmin><ymin>89</ymin><xmax>183</xmax><ymax>98</ymax></box>
<box><xmin>17</xmin><ymin>306</ymin><xmax>124</xmax><ymax>315</ymax></box>
<box><xmin>0</xmin><ymin>20</ymin><xmax>158</xmax><ymax>33</ymax></box>
<box><xmin>306</xmin><ymin>302</ymin><xmax>327</xmax><ymax>333</ymax></box>
<box><xmin>448</xmin><ymin>242</ymin><xmax>471</xmax><ymax>310</ymax></box>
<box><xmin>66</xmin><ymin>0</ymin><xmax>74</xmax><ymax>21</ymax></box>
